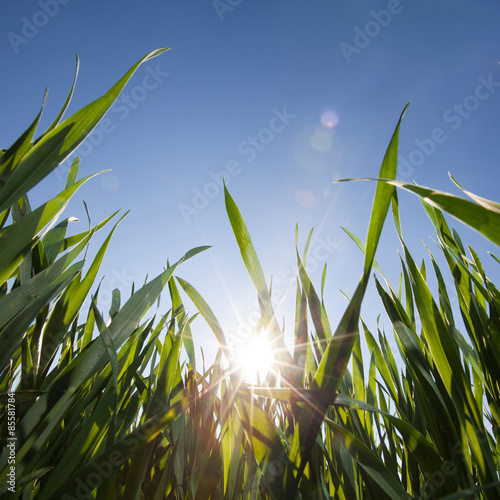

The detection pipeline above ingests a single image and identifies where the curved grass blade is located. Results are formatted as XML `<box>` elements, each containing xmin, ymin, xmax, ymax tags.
<box><xmin>292</xmin><ymin>103</ymin><xmax>409</xmax><ymax>487</ymax></box>
<box><xmin>46</xmin><ymin>397</ymin><xmax>191</xmax><ymax>500</ymax></box>
<box><xmin>0</xmin><ymin>48</ymin><xmax>169</xmax><ymax>214</ymax></box>
<box><xmin>5</xmin><ymin>246</ymin><xmax>207</xmax><ymax>480</ymax></box>
<box><xmin>0</xmin><ymin>90</ymin><xmax>46</xmax><ymax>181</ymax></box>
<box><xmin>224</xmin><ymin>182</ymin><xmax>298</xmax><ymax>386</ymax></box>
<box><xmin>0</xmin><ymin>262</ymin><xmax>83</xmax><ymax>371</ymax></box>
<box><xmin>325</xmin><ymin>419</ymin><xmax>412</xmax><ymax>499</ymax></box>
<box><xmin>0</xmin><ymin>170</ymin><xmax>106</xmax><ymax>284</ymax></box>
<box><xmin>315</xmin><ymin>102</ymin><xmax>410</xmax><ymax>393</ymax></box>
<box><xmin>341</xmin><ymin>227</ymin><xmax>384</xmax><ymax>276</ymax></box>
<box><xmin>176</xmin><ymin>276</ymin><xmax>230</xmax><ymax>360</ymax></box>
<box><xmin>43</xmin><ymin>54</ymin><xmax>80</xmax><ymax>136</ymax></box>
<box><xmin>336</xmin><ymin>177</ymin><xmax>500</xmax><ymax>247</ymax></box>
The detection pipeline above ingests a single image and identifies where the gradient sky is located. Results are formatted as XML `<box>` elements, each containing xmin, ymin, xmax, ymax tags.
<box><xmin>1</xmin><ymin>1</ymin><xmax>500</xmax><ymax>365</ymax></box>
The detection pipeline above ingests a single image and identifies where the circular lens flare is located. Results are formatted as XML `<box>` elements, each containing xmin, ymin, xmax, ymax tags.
<box><xmin>320</xmin><ymin>110</ymin><xmax>339</xmax><ymax>128</ymax></box>
<box><xmin>235</xmin><ymin>334</ymin><xmax>274</xmax><ymax>384</ymax></box>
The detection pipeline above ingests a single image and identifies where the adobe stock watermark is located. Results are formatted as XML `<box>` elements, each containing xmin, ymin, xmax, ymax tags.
<box><xmin>59</xmin><ymin>396</ymin><xmax>187</xmax><ymax>500</ymax></box>
<box><xmin>398</xmin><ymin>71</ymin><xmax>500</xmax><ymax>178</ymax></box>
<box><xmin>5</xmin><ymin>393</ymin><xmax>17</xmax><ymax>494</ymax></box>
<box><xmin>339</xmin><ymin>0</ymin><xmax>413</xmax><ymax>64</ymax></box>
<box><xmin>418</xmin><ymin>431</ymin><xmax>491</xmax><ymax>499</ymax></box>
<box><xmin>55</xmin><ymin>64</ymin><xmax>169</xmax><ymax>183</ymax></box>
<box><xmin>7</xmin><ymin>0</ymin><xmax>72</xmax><ymax>54</ymax></box>
<box><xmin>212</xmin><ymin>0</ymin><xmax>244</xmax><ymax>21</ymax></box>
<box><xmin>245</xmin><ymin>446</ymin><xmax>306</xmax><ymax>493</ymax></box>
<box><xmin>178</xmin><ymin>106</ymin><xmax>296</xmax><ymax>224</ymax></box>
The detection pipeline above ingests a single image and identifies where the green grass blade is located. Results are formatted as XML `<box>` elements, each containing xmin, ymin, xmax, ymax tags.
<box><xmin>325</xmin><ymin>419</ymin><xmax>412</xmax><ymax>499</ymax></box>
<box><xmin>0</xmin><ymin>170</ymin><xmax>105</xmax><ymax>284</ymax></box>
<box><xmin>176</xmin><ymin>276</ymin><xmax>230</xmax><ymax>359</ymax></box>
<box><xmin>43</xmin><ymin>54</ymin><xmax>80</xmax><ymax>136</ymax></box>
<box><xmin>315</xmin><ymin>103</ymin><xmax>409</xmax><ymax>392</ymax></box>
<box><xmin>337</xmin><ymin>177</ymin><xmax>500</xmax><ymax>247</ymax></box>
<box><xmin>92</xmin><ymin>299</ymin><xmax>120</xmax><ymax>442</ymax></box>
<box><xmin>341</xmin><ymin>227</ymin><xmax>384</xmax><ymax>275</ymax></box>
<box><xmin>0</xmin><ymin>262</ymin><xmax>83</xmax><ymax>371</ymax></box>
<box><xmin>0</xmin><ymin>91</ymin><xmax>46</xmax><ymax>180</ymax></box>
<box><xmin>363</xmin><ymin>102</ymin><xmax>410</xmax><ymax>276</ymax></box>
<box><xmin>0</xmin><ymin>49</ymin><xmax>169</xmax><ymax>213</ymax></box>
<box><xmin>224</xmin><ymin>182</ymin><xmax>297</xmax><ymax>385</ymax></box>
<box><xmin>7</xmin><ymin>247</ymin><xmax>207</xmax><ymax>479</ymax></box>
<box><xmin>296</xmin><ymin>246</ymin><xmax>332</xmax><ymax>346</ymax></box>
<box><xmin>48</xmin><ymin>397</ymin><xmax>191</xmax><ymax>500</ymax></box>
<box><xmin>63</xmin><ymin>156</ymin><xmax>79</xmax><ymax>190</ymax></box>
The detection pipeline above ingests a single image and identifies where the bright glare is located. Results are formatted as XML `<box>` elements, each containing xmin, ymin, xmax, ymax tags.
<box><xmin>320</xmin><ymin>109</ymin><xmax>339</xmax><ymax>128</ymax></box>
<box><xmin>235</xmin><ymin>334</ymin><xmax>274</xmax><ymax>384</ymax></box>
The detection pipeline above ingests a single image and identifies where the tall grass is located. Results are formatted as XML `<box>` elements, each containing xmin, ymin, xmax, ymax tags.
<box><xmin>0</xmin><ymin>50</ymin><xmax>499</xmax><ymax>499</ymax></box>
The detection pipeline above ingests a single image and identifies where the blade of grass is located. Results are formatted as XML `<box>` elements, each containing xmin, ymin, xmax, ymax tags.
<box><xmin>0</xmin><ymin>49</ymin><xmax>169</xmax><ymax>213</ymax></box>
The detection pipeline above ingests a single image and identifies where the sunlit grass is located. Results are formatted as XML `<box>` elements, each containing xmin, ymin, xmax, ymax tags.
<box><xmin>1</xmin><ymin>52</ymin><xmax>499</xmax><ymax>499</ymax></box>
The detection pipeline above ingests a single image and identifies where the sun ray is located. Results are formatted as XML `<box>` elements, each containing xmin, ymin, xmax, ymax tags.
<box><xmin>233</xmin><ymin>332</ymin><xmax>275</xmax><ymax>384</ymax></box>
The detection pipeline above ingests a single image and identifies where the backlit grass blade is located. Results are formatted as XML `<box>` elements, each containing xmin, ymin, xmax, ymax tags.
<box><xmin>123</xmin><ymin>327</ymin><xmax>184</xmax><ymax>499</ymax></box>
<box><xmin>60</xmin><ymin>209</ymin><xmax>119</xmax><ymax>252</ymax></box>
<box><xmin>0</xmin><ymin>234</ymin><xmax>90</xmax><ymax>332</ymax></box>
<box><xmin>449</xmin><ymin>173</ymin><xmax>500</xmax><ymax>213</ymax></box>
<box><xmin>341</xmin><ymin>227</ymin><xmax>384</xmax><ymax>276</ymax></box>
<box><xmin>92</xmin><ymin>299</ymin><xmax>120</xmax><ymax>442</ymax></box>
<box><xmin>352</xmin><ymin>328</ymin><xmax>365</xmax><ymax>412</ymax></box>
<box><xmin>334</xmin><ymin>394</ymin><xmax>459</xmax><ymax>490</ymax></box>
<box><xmin>64</xmin><ymin>156</ymin><xmax>79</xmax><ymax>189</ymax></box>
<box><xmin>289</xmin><ymin>104</ymin><xmax>409</xmax><ymax>487</ymax></box>
<box><xmin>0</xmin><ymin>262</ymin><xmax>83</xmax><ymax>371</ymax></box>
<box><xmin>41</xmin><ymin>217</ymin><xmax>76</xmax><ymax>266</ymax></box>
<box><xmin>38</xmin><ymin>327</ymin><xmax>152</xmax><ymax>498</ymax></box>
<box><xmin>337</xmin><ymin>177</ymin><xmax>500</xmax><ymax>247</ymax></box>
<box><xmin>223</xmin><ymin>181</ymin><xmax>271</xmax><ymax>312</ymax></box>
<box><xmin>169</xmin><ymin>277</ymin><xmax>196</xmax><ymax>367</ymax></box>
<box><xmin>0</xmin><ymin>48</ymin><xmax>169</xmax><ymax>214</ymax></box>
<box><xmin>325</xmin><ymin>419</ymin><xmax>411</xmax><ymax>499</ymax></box>
<box><xmin>0</xmin><ymin>90</ymin><xmax>46</xmax><ymax>180</ymax></box>
<box><xmin>403</xmin><ymin>244</ymin><xmax>486</xmax><ymax>415</ymax></box>
<box><xmin>39</xmin><ymin>212</ymin><xmax>125</xmax><ymax>376</ymax></box>
<box><xmin>362</xmin><ymin>102</ymin><xmax>410</xmax><ymax>277</ymax></box>
<box><xmin>48</xmin><ymin>397</ymin><xmax>191</xmax><ymax>500</ymax></box>
<box><xmin>0</xmin><ymin>170</ymin><xmax>105</xmax><ymax>284</ymax></box>
<box><xmin>0</xmin><ymin>262</ymin><xmax>83</xmax><ymax>370</ymax></box>
<box><xmin>234</xmin><ymin>391</ymin><xmax>286</xmax><ymax>498</ymax></box>
<box><xmin>315</xmin><ymin>102</ymin><xmax>409</xmax><ymax>392</ymax></box>
<box><xmin>224</xmin><ymin>182</ymin><xmax>298</xmax><ymax>385</ymax></box>
<box><xmin>293</xmin><ymin>280</ymin><xmax>309</xmax><ymax>378</ymax></box>
<box><xmin>43</xmin><ymin>54</ymin><xmax>80</xmax><ymax>136</ymax></box>
<box><xmin>362</xmin><ymin>320</ymin><xmax>398</xmax><ymax>402</ymax></box>
<box><xmin>296</xmin><ymin>246</ymin><xmax>332</xmax><ymax>346</ymax></box>
<box><xmin>176</xmin><ymin>276</ymin><xmax>230</xmax><ymax>359</ymax></box>
<box><xmin>377</xmin><ymin>252</ymin><xmax>497</xmax><ymax>493</ymax></box>
<box><xmin>7</xmin><ymin>247</ymin><xmax>207</xmax><ymax>479</ymax></box>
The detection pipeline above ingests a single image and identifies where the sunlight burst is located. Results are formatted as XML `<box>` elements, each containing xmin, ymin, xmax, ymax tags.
<box><xmin>234</xmin><ymin>334</ymin><xmax>274</xmax><ymax>384</ymax></box>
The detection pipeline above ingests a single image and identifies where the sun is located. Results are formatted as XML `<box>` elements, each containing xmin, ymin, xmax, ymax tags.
<box><xmin>234</xmin><ymin>333</ymin><xmax>275</xmax><ymax>384</ymax></box>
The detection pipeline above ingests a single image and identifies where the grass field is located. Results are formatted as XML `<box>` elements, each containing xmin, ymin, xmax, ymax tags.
<box><xmin>0</xmin><ymin>49</ymin><xmax>499</xmax><ymax>499</ymax></box>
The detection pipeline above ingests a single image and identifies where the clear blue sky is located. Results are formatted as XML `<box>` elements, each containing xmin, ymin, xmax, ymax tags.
<box><xmin>2</xmin><ymin>1</ymin><xmax>499</xmax><ymax>363</ymax></box>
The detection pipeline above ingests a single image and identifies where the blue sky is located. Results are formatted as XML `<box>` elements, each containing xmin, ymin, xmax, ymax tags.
<box><xmin>1</xmin><ymin>1</ymin><xmax>500</xmax><ymax>364</ymax></box>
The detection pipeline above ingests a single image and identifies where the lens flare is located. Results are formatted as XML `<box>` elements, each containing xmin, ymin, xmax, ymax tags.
<box><xmin>234</xmin><ymin>334</ymin><xmax>274</xmax><ymax>383</ymax></box>
<box><xmin>295</xmin><ymin>190</ymin><xmax>318</xmax><ymax>208</ymax></box>
<box><xmin>310</xmin><ymin>130</ymin><xmax>333</xmax><ymax>152</ymax></box>
<box><xmin>320</xmin><ymin>109</ymin><xmax>339</xmax><ymax>128</ymax></box>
